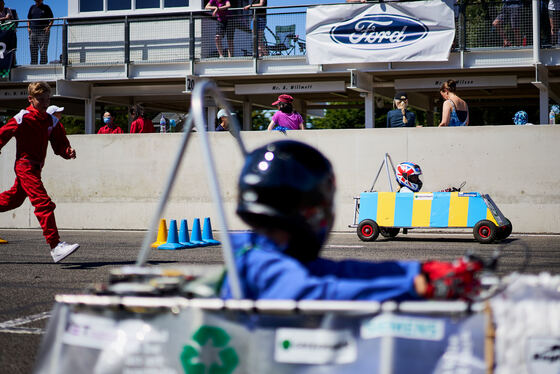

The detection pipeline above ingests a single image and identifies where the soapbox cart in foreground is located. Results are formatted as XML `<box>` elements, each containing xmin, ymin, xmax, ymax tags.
<box><xmin>33</xmin><ymin>82</ymin><xmax>554</xmax><ymax>374</ymax></box>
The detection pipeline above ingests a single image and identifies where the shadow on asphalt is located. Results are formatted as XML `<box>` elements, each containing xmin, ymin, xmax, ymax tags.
<box><xmin>0</xmin><ymin>260</ymin><xmax>178</xmax><ymax>268</ymax></box>
<box><xmin>59</xmin><ymin>260</ymin><xmax>179</xmax><ymax>269</ymax></box>
<box><xmin>375</xmin><ymin>237</ymin><xmax>520</xmax><ymax>244</ymax></box>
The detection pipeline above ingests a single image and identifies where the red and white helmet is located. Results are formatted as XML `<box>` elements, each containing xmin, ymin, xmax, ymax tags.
<box><xmin>396</xmin><ymin>162</ymin><xmax>423</xmax><ymax>192</ymax></box>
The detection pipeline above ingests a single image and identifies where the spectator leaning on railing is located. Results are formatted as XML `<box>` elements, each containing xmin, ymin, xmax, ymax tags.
<box><xmin>28</xmin><ymin>0</ymin><xmax>53</xmax><ymax>65</ymax></box>
<box><xmin>244</xmin><ymin>0</ymin><xmax>268</xmax><ymax>57</ymax></box>
<box><xmin>492</xmin><ymin>0</ymin><xmax>522</xmax><ymax>47</ymax></box>
<box><xmin>205</xmin><ymin>0</ymin><xmax>234</xmax><ymax>58</ymax></box>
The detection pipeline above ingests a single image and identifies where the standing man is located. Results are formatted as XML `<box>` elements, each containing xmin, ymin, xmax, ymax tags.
<box><xmin>28</xmin><ymin>0</ymin><xmax>53</xmax><ymax>65</ymax></box>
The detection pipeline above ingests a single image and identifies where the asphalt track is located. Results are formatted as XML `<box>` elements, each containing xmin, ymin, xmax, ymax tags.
<box><xmin>0</xmin><ymin>229</ymin><xmax>558</xmax><ymax>373</ymax></box>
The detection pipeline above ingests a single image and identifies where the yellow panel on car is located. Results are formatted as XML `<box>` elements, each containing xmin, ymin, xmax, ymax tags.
<box><xmin>376</xmin><ymin>192</ymin><xmax>396</xmax><ymax>226</ymax></box>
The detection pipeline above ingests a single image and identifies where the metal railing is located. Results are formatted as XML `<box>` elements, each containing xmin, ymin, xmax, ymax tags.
<box><xmin>1</xmin><ymin>1</ymin><xmax>556</xmax><ymax>71</ymax></box>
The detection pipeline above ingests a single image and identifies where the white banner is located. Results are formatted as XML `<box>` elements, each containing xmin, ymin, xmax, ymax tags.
<box><xmin>306</xmin><ymin>0</ymin><xmax>455</xmax><ymax>64</ymax></box>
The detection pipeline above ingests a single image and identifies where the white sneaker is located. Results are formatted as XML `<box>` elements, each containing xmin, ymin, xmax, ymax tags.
<box><xmin>51</xmin><ymin>242</ymin><xmax>80</xmax><ymax>263</ymax></box>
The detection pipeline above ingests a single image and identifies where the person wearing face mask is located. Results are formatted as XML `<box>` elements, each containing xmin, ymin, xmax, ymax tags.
<box><xmin>97</xmin><ymin>111</ymin><xmax>124</xmax><ymax>134</ymax></box>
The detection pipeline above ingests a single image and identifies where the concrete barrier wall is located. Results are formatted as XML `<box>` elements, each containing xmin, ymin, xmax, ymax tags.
<box><xmin>1</xmin><ymin>126</ymin><xmax>559</xmax><ymax>233</ymax></box>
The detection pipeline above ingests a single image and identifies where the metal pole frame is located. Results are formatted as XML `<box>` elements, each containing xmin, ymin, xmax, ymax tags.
<box><xmin>369</xmin><ymin>153</ymin><xmax>397</xmax><ymax>192</ymax></box>
<box><xmin>135</xmin><ymin>79</ymin><xmax>246</xmax><ymax>300</ymax></box>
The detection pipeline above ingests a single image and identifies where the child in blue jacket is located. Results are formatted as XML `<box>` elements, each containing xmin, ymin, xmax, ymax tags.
<box><xmin>221</xmin><ymin>140</ymin><xmax>482</xmax><ymax>301</ymax></box>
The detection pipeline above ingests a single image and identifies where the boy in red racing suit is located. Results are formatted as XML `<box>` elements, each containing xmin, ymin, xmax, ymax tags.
<box><xmin>0</xmin><ymin>81</ymin><xmax>80</xmax><ymax>263</ymax></box>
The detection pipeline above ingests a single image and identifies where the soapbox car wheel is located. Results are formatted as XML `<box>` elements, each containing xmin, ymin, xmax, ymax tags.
<box><xmin>473</xmin><ymin>220</ymin><xmax>498</xmax><ymax>244</ymax></box>
<box><xmin>357</xmin><ymin>220</ymin><xmax>379</xmax><ymax>241</ymax></box>
<box><xmin>379</xmin><ymin>227</ymin><xmax>400</xmax><ymax>238</ymax></box>
<box><xmin>496</xmin><ymin>219</ymin><xmax>513</xmax><ymax>241</ymax></box>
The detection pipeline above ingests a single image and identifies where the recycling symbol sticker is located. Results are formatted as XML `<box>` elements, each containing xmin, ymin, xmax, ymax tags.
<box><xmin>181</xmin><ymin>325</ymin><xmax>239</xmax><ymax>374</ymax></box>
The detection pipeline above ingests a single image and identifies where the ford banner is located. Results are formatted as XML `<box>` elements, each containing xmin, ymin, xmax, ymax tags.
<box><xmin>306</xmin><ymin>0</ymin><xmax>455</xmax><ymax>64</ymax></box>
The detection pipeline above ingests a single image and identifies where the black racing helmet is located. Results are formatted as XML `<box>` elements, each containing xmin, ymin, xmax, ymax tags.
<box><xmin>237</xmin><ymin>140</ymin><xmax>335</xmax><ymax>262</ymax></box>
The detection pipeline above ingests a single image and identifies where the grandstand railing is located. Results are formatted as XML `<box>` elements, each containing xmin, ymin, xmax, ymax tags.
<box><xmin>1</xmin><ymin>1</ymin><xmax>554</xmax><ymax>74</ymax></box>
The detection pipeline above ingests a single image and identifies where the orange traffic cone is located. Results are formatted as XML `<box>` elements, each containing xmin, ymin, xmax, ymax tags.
<box><xmin>0</xmin><ymin>236</ymin><xmax>7</xmax><ymax>244</ymax></box>
<box><xmin>151</xmin><ymin>219</ymin><xmax>167</xmax><ymax>248</ymax></box>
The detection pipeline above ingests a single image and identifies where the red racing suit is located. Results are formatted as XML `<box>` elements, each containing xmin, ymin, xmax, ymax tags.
<box><xmin>130</xmin><ymin>117</ymin><xmax>155</xmax><ymax>133</ymax></box>
<box><xmin>97</xmin><ymin>125</ymin><xmax>124</xmax><ymax>134</ymax></box>
<box><xmin>0</xmin><ymin>105</ymin><xmax>74</xmax><ymax>248</ymax></box>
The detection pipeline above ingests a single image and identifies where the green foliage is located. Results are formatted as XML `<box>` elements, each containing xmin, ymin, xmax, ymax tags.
<box><xmin>60</xmin><ymin>116</ymin><xmax>85</xmax><ymax>134</ymax></box>
<box><xmin>250</xmin><ymin>110</ymin><xmax>272</xmax><ymax>131</ymax></box>
<box><xmin>310</xmin><ymin>104</ymin><xmax>365</xmax><ymax>129</ymax></box>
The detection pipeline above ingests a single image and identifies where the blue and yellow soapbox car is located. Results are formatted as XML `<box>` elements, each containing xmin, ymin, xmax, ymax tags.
<box><xmin>351</xmin><ymin>191</ymin><xmax>512</xmax><ymax>243</ymax></box>
<box><xmin>350</xmin><ymin>154</ymin><xmax>512</xmax><ymax>244</ymax></box>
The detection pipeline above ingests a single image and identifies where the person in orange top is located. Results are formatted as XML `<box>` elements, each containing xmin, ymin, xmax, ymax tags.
<box><xmin>97</xmin><ymin>111</ymin><xmax>124</xmax><ymax>134</ymax></box>
<box><xmin>129</xmin><ymin>105</ymin><xmax>154</xmax><ymax>133</ymax></box>
<box><xmin>0</xmin><ymin>81</ymin><xmax>79</xmax><ymax>263</ymax></box>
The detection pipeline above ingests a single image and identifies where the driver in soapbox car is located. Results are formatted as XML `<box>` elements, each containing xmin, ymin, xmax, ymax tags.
<box><xmin>221</xmin><ymin>140</ymin><xmax>483</xmax><ymax>302</ymax></box>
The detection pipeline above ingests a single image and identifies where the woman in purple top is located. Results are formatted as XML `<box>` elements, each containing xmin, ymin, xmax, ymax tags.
<box><xmin>205</xmin><ymin>0</ymin><xmax>233</xmax><ymax>58</ymax></box>
<box><xmin>268</xmin><ymin>94</ymin><xmax>304</xmax><ymax>131</ymax></box>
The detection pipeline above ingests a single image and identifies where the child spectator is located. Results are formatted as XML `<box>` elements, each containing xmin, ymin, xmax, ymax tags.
<box><xmin>513</xmin><ymin>110</ymin><xmax>533</xmax><ymax>125</ymax></box>
<box><xmin>267</xmin><ymin>94</ymin><xmax>304</xmax><ymax>131</ymax></box>
<box><xmin>129</xmin><ymin>105</ymin><xmax>154</xmax><ymax>133</ymax></box>
<box><xmin>97</xmin><ymin>111</ymin><xmax>124</xmax><ymax>134</ymax></box>
<box><xmin>216</xmin><ymin>108</ymin><xmax>230</xmax><ymax>131</ymax></box>
<box><xmin>0</xmin><ymin>82</ymin><xmax>79</xmax><ymax>263</ymax></box>
<box><xmin>46</xmin><ymin>105</ymin><xmax>64</xmax><ymax>118</ymax></box>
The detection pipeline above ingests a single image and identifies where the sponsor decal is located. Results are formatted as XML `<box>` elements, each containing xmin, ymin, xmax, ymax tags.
<box><xmin>181</xmin><ymin>325</ymin><xmax>239</xmax><ymax>374</ymax></box>
<box><xmin>62</xmin><ymin>314</ymin><xmax>119</xmax><ymax>349</ymax></box>
<box><xmin>330</xmin><ymin>14</ymin><xmax>428</xmax><ymax>50</ymax></box>
<box><xmin>414</xmin><ymin>193</ymin><xmax>434</xmax><ymax>201</ymax></box>
<box><xmin>275</xmin><ymin>328</ymin><xmax>357</xmax><ymax>364</ymax></box>
<box><xmin>361</xmin><ymin>314</ymin><xmax>445</xmax><ymax>341</ymax></box>
<box><xmin>458</xmin><ymin>192</ymin><xmax>478</xmax><ymax>197</ymax></box>
<box><xmin>527</xmin><ymin>338</ymin><xmax>560</xmax><ymax>373</ymax></box>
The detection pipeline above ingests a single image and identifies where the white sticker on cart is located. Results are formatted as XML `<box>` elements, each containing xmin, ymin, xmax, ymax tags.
<box><xmin>275</xmin><ymin>328</ymin><xmax>357</xmax><ymax>364</ymax></box>
<box><xmin>361</xmin><ymin>314</ymin><xmax>444</xmax><ymax>341</ymax></box>
<box><xmin>527</xmin><ymin>337</ymin><xmax>560</xmax><ymax>374</ymax></box>
<box><xmin>62</xmin><ymin>314</ymin><xmax>120</xmax><ymax>349</ymax></box>
<box><xmin>414</xmin><ymin>193</ymin><xmax>433</xmax><ymax>200</ymax></box>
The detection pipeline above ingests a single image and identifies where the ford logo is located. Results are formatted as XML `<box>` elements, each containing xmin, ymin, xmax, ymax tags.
<box><xmin>330</xmin><ymin>14</ymin><xmax>428</xmax><ymax>50</ymax></box>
